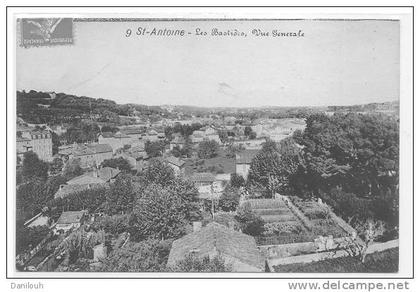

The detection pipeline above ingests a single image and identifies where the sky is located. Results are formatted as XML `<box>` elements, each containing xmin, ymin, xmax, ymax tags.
<box><xmin>16</xmin><ymin>19</ymin><xmax>400</xmax><ymax>107</ymax></box>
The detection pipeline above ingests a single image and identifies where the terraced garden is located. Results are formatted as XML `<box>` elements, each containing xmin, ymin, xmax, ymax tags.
<box><xmin>243</xmin><ymin>197</ymin><xmax>349</xmax><ymax>246</ymax></box>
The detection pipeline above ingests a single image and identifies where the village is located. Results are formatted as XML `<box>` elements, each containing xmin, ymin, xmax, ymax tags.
<box><xmin>15</xmin><ymin>92</ymin><xmax>399</xmax><ymax>273</ymax></box>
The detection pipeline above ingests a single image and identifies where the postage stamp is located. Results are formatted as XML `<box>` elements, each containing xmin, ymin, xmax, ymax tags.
<box><xmin>20</xmin><ymin>18</ymin><xmax>73</xmax><ymax>47</ymax></box>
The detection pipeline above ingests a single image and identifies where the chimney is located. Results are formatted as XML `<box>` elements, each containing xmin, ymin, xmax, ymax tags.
<box><xmin>192</xmin><ymin>221</ymin><xmax>202</xmax><ymax>232</ymax></box>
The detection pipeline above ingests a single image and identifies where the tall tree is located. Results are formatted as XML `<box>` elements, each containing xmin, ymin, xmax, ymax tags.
<box><xmin>101</xmin><ymin>157</ymin><xmax>132</xmax><ymax>173</ymax></box>
<box><xmin>131</xmin><ymin>184</ymin><xmax>191</xmax><ymax>240</ymax></box>
<box><xmin>197</xmin><ymin>140</ymin><xmax>219</xmax><ymax>159</ymax></box>
<box><xmin>105</xmin><ymin>174</ymin><xmax>137</xmax><ymax>215</ymax></box>
<box><xmin>21</xmin><ymin>152</ymin><xmax>49</xmax><ymax>180</ymax></box>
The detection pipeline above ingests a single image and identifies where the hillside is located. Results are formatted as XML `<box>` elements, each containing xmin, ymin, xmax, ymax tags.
<box><xmin>16</xmin><ymin>90</ymin><xmax>169</xmax><ymax>125</ymax></box>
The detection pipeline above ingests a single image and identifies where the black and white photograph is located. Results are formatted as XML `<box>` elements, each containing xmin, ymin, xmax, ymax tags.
<box><xmin>5</xmin><ymin>6</ymin><xmax>414</xmax><ymax>283</ymax></box>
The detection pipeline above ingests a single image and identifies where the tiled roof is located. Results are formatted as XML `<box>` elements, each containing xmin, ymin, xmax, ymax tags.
<box><xmin>189</xmin><ymin>172</ymin><xmax>216</xmax><ymax>183</ymax></box>
<box><xmin>236</xmin><ymin>149</ymin><xmax>260</xmax><ymax>164</ymax></box>
<box><xmin>54</xmin><ymin>183</ymin><xmax>104</xmax><ymax>199</ymax></box>
<box><xmin>165</xmin><ymin>156</ymin><xmax>185</xmax><ymax>168</ymax></box>
<box><xmin>56</xmin><ymin>210</ymin><xmax>87</xmax><ymax>224</ymax></box>
<box><xmin>167</xmin><ymin>222</ymin><xmax>264</xmax><ymax>271</ymax></box>
<box><xmin>87</xmin><ymin>144</ymin><xmax>113</xmax><ymax>154</ymax></box>
<box><xmin>67</xmin><ymin>174</ymin><xmax>106</xmax><ymax>185</ymax></box>
<box><xmin>73</xmin><ymin>146</ymin><xmax>95</xmax><ymax>156</ymax></box>
<box><xmin>96</xmin><ymin>167</ymin><xmax>121</xmax><ymax>181</ymax></box>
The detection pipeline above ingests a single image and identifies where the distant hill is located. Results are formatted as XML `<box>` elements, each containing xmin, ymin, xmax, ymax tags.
<box><xmin>16</xmin><ymin>90</ymin><xmax>169</xmax><ymax>125</ymax></box>
<box><xmin>327</xmin><ymin>101</ymin><xmax>399</xmax><ymax>113</ymax></box>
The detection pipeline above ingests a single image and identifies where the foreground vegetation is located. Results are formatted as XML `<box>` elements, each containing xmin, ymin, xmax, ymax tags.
<box><xmin>273</xmin><ymin>248</ymin><xmax>398</xmax><ymax>273</ymax></box>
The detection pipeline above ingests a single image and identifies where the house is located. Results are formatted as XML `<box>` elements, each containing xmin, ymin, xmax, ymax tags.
<box><xmin>17</xmin><ymin>130</ymin><xmax>53</xmax><ymax>162</ymax></box>
<box><xmin>54</xmin><ymin>167</ymin><xmax>120</xmax><ymax>199</ymax></box>
<box><xmin>169</xmin><ymin>134</ymin><xmax>185</xmax><ymax>151</ymax></box>
<box><xmin>190</xmin><ymin>130</ymin><xmax>205</xmax><ymax>144</ymax></box>
<box><xmin>164</xmin><ymin>156</ymin><xmax>185</xmax><ymax>176</ymax></box>
<box><xmin>144</xmin><ymin>130</ymin><xmax>159</xmax><ymax>142</ymax></box>
<box><xmin>54</xmin><ymin>210</ymin><xmax>87</xmax><ymax>233</ymax></box>
<box><xmin>98</xmin><ymin>132</ymin><xmax>136</xmax><ymax>152</ymax></box>
<box><xmin>232</xmin><ymin>138</ymin><xmax>266</xmax><ymax>150</ymax></box>
<box><xmin>204</xmin><ymin>127</ymin><xmax>221</xmax><ymax>144</ymax></box>
<box><xmin>67</xmin><ymin>144</ymin><xmax>113</xmax><ymax>168</ymax></box>
<box><xmin>235</xmin><ymin>149</ymin><xmax>260</xmax><ymax>179</ymax></box>
<box><xmin>121</xmin><ymin>128</ymin><xmax>144</xmax><ymax>139</ymax></box>
<box><xmin>119</xmin><ymin>145</ymin><xmax>149</xmax><ymax>171</ymax></box>
<box><xmin>167</xmin><ymin>222</ymin><xmax>265</xmax><ymax>272</ymax></box>
<box><xmin>16</xmin><ymin>137</ymin><xmax>32</xmax><ymax>163</ymax></box>
<box><xmin>188</xmin><ymin>172</ymin><xmax>220</xmax><ymax>200</ymax></box>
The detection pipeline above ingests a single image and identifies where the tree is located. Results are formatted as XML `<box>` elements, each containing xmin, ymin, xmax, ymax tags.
<box><xmin>248</xmin><ymin>131</ymin><xmax>257</xmax><ymax>139</ymax></box>
<box><xmin>63</xmin><ymin>158</ymin><xmax>83</xmax><ymax>178</ymax></box>
<box><xmin>341</xmin><ymin>219</ymin><xmax>385</xmax><ymax>263</ymax></box>
<box><xmin>145</xmin><ymin>140</ymin><xmax>166</xmax><ymax>158</ymax></box>
<box><xmin>99</xmin><ymin>240</ymin><xmax>172</xmax><ymax>272</ymax></box>
<box><xmin>218</xmin><ymin>130</ymin><xmax>229</xmax><ymax>144</ymax></box>
<box><xmin>247</xmin><ymin>141</ymin><xmax>282</xmax><ymax>196</ymax></box>
<box><xmin>197</xmin><ymin>140</ymin><xmax>219</xmax><ymax>159</ymax></box>
<box><xmin>181</xmin><ymin>138</ymin><xmax>193</xmax><ymax>158</ymax></box>
<box><xmin>101</xmin><ymin>157</ymin><xmax>132</xmax><ymax>173</ymax></box>
<box><xmin>235</xmin><ymin>204</ymin><xmax>264</xmax><ymax>236</ymax></box>
<box><xmin>51</xmin><ymin>132</ymin><xmax>60</xmax><ymax>155</ymax></box>
<box><xmin>248</xmin><ymin>138</ymin><xmax>302</xmax><ymax>197</ymax></box>
<box><xmin>130</xmin><ymin>184</ymin><xmax>191</xmax><ymax>240</ymax></box>
<box><xmin>139</xmin><ymin>158</ymin><xmax>175</xmax><ymax>186</ymax></box>
<box><xmin>244</xmin><ymin>126</ymin><xmax>252</xmax><ymax>137</ymax></box>
<box><xmin>170</xmin><ymin>254</ymin><xmax>232</xmax><ymax>272</ymax></box>
<box><xmin>47</xmin><ymin>187</ymin><xmax>107</xmax><ymax>220</ymax></box>
<box><xmin>49</xmin><ymin>157</ymin><xmax>64</xmax><ymax>175</ymax></box>
<box><xmin>293</xmin><ymin>113</ymin><xmax>399</xmax><ymax>227</ymax></box>
<box><xmin>230</xmin><ymin>173</ymin><xmax>245</xmax><ymax>188</ymax></box>
<box><xmin>219</xmin><ymin>185</ymin><xmax>241</xmax><ymax>212</ymax></box>
<box><xmin>105</xmin><ymin>174</ymin><xmax>138</xmax><ymax>215</ymax></box>
<box><xmin>16</xmin><ymin>224</ymin><xmax>51</xmax><ymax>255</ymax></box>
<box><xmin>130</xmin><ymin>174</ymin><xmax>200</xmax><ymax>241</ymax></box>
<box><xmin>21</xmin><ymin>152</ymin><xmax>49</xmax><ymax>180</ymax></box>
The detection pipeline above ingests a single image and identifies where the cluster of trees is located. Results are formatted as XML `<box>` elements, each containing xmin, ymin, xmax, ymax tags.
<box><xmin>197</xmin><ymin>140</ymin><xmax>220</xmax><ymax>159</ymax></box>
<box><xmin>164</xmin><ymin>122</ymin><xmax>202</xmax><ymax>139</ymax></box>
<box><xmin>144</xmin><ymin>140</ymin><xmax>166</xmax><ymax>158</ymax></box>
<box><xmin>17</xmin><ymin>90</ymin><xmax>172</xmax><ymax>125</ymax></box>
<box><xmin>170</xmin><ymin>139</ymin><xmax>193</xmax><ymax>158</ymax></box>
<box><xmin>62</xmin><ymin>121</ymin><xmax>101</xmax><ymax>144</ymax></box>
<box><xmin>101</xmin><ymin>157</ymin><xmax>132</xmax><ymax>173</ymax></box>
<box><xmin>244</xmin><ymin>126</ymin><xmax>257</xmax><ymax>139</ymax></box>
<box><xmin>246</xmin><ymin>113</ymin><xmax>399</xmax><ymax>230</ymax></box>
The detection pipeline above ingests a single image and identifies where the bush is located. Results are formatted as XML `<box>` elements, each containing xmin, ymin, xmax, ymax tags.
<box><xmin>235</xmin><ymin>205</ymin><xmax>265</xmax><ymax>236</ymax></box>
<box><xmin>260</xmin><ymin>214</ymin><xmax>296</xmax><ymax>223</ymax></box>
<box><xmin>263</xmin><ymin>222</ymin><xmax>304</xmax><ymax>236</ymax></box>
<box><xmin>91</xmin><ymin>214</ymin><xmax>130</xmax><ymax>234</ymax></box>
<box><xmin>304</xmin><ymin>208</ymin><xmax>329</xmax><ymax>220</ymax></box>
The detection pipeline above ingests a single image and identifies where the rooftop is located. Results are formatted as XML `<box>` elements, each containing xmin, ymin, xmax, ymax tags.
<box><xmin>167</xmin><ymin>222</ymin><xmax>264</xmax><ymax>271</ymax></box>
<box><xmin>56</xmin><ymin>210</ymin><xmax>87</xmax><ymax>225</ymax></box>
<box><xmin>189</xmin><ymin>172</ymin><xmax>216</xmax><ymax>183</ymax></box>
<box><xmin>165</xmin><ymin>156</ymin><xmax>185</xmax><ymax>168</ymax></box>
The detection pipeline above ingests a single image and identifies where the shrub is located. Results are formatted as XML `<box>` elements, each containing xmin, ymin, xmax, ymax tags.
<box><xmin>235</xmin><ymin>205</ymin><xmax>265</xmax><ymax>236</ymax></box>
<box><xmin>263</xmin><ymin>222</ymin><xmax>304</xmax><ymax>236</ymax></box>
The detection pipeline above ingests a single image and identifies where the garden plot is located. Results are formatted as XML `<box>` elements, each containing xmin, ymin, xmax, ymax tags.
<box><xmin>288</xmin><ymin>196</ymin><xmax>349</xmax><ymax>238</ymax></box>
<box><xmin>247</xmin><ymin>197</ymin><xmax>350</xmax><ymax>246</ymax></box>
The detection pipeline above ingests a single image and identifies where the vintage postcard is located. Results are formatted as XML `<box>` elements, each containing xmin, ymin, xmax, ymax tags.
<box><xmin>6</xmin><ymin>7</ymin><xmax>414</xmax><ymax>281</ymax></box>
